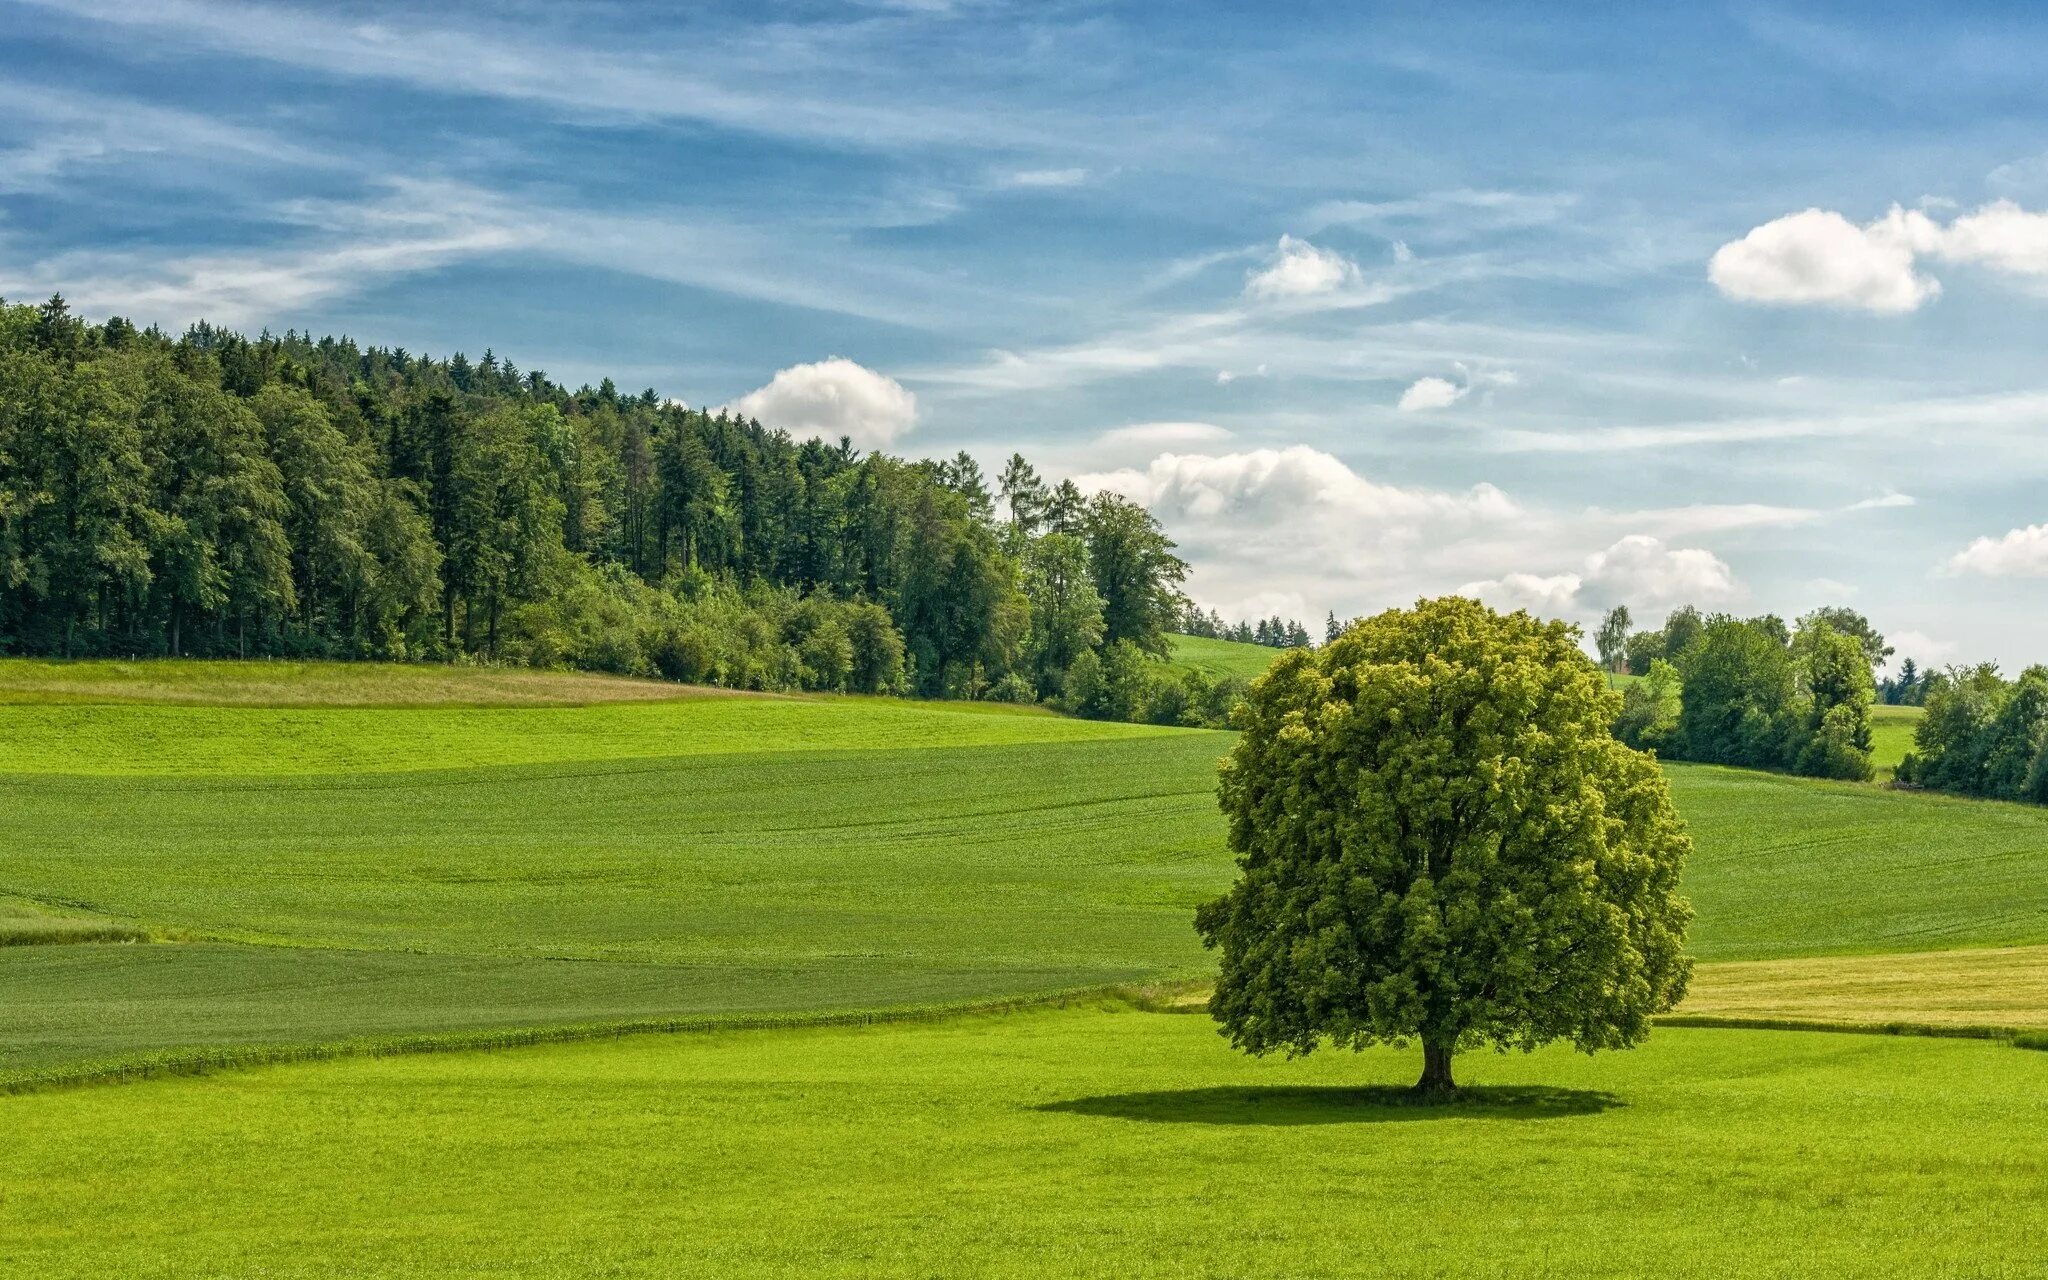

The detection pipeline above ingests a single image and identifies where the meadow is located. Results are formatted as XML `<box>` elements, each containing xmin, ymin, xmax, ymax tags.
<box><xmin>4</xmin><ymin>658</ymin><xmax>2047</xmax><ymax>1275</ymax></box>
<box><xmin>4</xmin><ymin>665</ymin><xmax>2045</xmax><ymax>1087</ymax></box>
<box><xmin>1164</xmin><ymin>632</ymin><xmax>1283</xmax><ymax>682</ymax></box>
<box><xmin>6</xmin><ymin>1007</ymin><xmax>2047</xmax><ymax>1277</ymax></box>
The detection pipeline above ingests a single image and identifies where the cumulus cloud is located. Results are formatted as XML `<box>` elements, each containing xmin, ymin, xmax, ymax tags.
<box><xmin>1947</xmin><ymin>522</ymin><xmax>2048</xmax><ymax>577</ymax></box>
<box><xmin>1061</xmin><ymin>445</ymin><xmax>1815</xmax><ymax>635</ymax></box>
<box><xmin>1080</xmin><ymin>446</ymin><xmax>1515</xmax><ymax>528</ymax></box>
<box><xmin>1397</xmin><ymin>376</ymin><xmax>1466</xmax><ymax>411</ymax></box>
<box><xmin>1244</xmin><ymin>235</ymin><xmax>1361</xmax><ymax>299</ymax></box>
<box><xmin>1711</xmin><ymin>200</ymin><xmax>2048</xmax><ymax>312</ymax></box>
<box><xmin>729</xmin><ymin>358</ymin><xmax>917</xmax><ymax>450</ymax></box>
<box><xmin>1461</xmin><ymin>535</ymin><xmax>1741</xmax><ymax>620</ymax></box>
<box><xmin>1709</xmin><ymin>207</ymin><xmax>1938</xmax><ymax>313</ymax></box>
<box><xmin>1396</xmin><ymin>366</ymin><xmax>1516</xmax><ymax>412</ymax></box>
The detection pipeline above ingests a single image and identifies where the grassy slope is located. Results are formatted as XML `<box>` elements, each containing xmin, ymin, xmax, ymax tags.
<box><xmin>1870</xmin><ymin>702</ymin><xmax>1922</xmax><ymax>777</ymax></box>
<box><xmin>7</xmin><ymin>660</ymin><xmax>2048</xmax><ymax>1275</ymax></box>
<box><xmin>1163</xmin><ymin>632</ymin><xmax>1280</xmax><ymax>681</ymax></box>
<box><xmin>3</xmin><ymin>663</ymin><xmax>2046</xmax><ymax>1083</ymax></box>
<box><xmin>6</xmin><ymin>1008</ymin><xmax>2047</xmax><ymax>1278</ymax></box>
<box><xmin>0</xmin><ymin>663</ymin><xmax>1228</xmax><ymax>1082</ymax></box>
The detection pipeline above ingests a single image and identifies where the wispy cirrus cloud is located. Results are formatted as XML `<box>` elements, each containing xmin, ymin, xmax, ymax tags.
<box><xmin>13</xmin><ymin>0</ymin><xmax>1104</xmax><ymax>157</ymax></box>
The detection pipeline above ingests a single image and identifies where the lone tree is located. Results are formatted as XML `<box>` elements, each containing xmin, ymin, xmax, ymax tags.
<box><xmin>1195</xmin><ymin>597</ymin><xmax>1692</xmax><ymax>1099</ymax></box>
<box><xmin>1595</xmin><ymin>604</ymin><xmax>1632</xmax><ymax>673</ymax></box>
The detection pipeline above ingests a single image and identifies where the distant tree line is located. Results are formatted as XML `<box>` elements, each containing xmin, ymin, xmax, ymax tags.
<box><xmin>1896</xmin><ymin>665</ymin><xmax>2048</xmax><ymax>805</ymax></box>
<box><xmin>0</xmin><ymin>296</ymin><xmax>1240</xmax><ymax>724</ymax></box>
<box><xmin>1603</xmin><ymin>604</ymin><xmax>1884</xmax><ymax>782</ymax></box>
<box><xmin>1176</xmin><ymin>602</ymin><xmax>1314</xmax><ymax>649</ymax></box>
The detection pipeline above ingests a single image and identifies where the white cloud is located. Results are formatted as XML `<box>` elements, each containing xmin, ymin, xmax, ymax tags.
<box><xmin>1397</xmin><ymin>375</ymin><xmax>1466</xmax><ymax>411</ymax></box>
<box><xmin>1848</xmin><ymin>492</ymin><xmax>1915</xmax><ymax>511</ymax></box>
<box><xmin>1003</xmin><ymin>167</ymin><xmax>1089</xmax><ymax>188</ymax></box>
<box><xmin>1391</xmin><ymin>239</ymin><xmax>1414</xmax><ymax>263</ymax></box>
<box><xmin>1947</xmin><ymin>523</ymin><xmax>2048</xmax><ymax>578</ymax></box>
<box><xmin>1937</xmin><ymin>199</ymin><xmax>2048</xmax><ymax>277</ymax></box>
<box><xmin>729</xmin><ymin>358</ymin><xmax>917</xmax><ymax>451</ymax></box>
<box><xmin>1710</xmin><ymin>200</ymin><xmax>2048</xmax><ymax>312</ymax></box>
<box><xmin>1245</xmin><ymin>235</ymin><xmax>1361</xmax><ymax>300</ymax></box>
<box><xmin>1461</xmin><ymin>572</ymin><xmax>1584</xmax><ymax>616</ymax></box>
<box><xmin>1708</xmin><ymin>207</ymin><xmax>1938</xmax><ymax>313</ymax></box>
<box><xmin>1304</xmin><ymin>189</ymin><xmax>1579</xmax><ymax>235</ymax></box>
<box><xmin>1462</xmin><ymin>535</ymin><xmax>1741</xmax><ymax>619</ymax></box>
<box><xmin>1396</xmin><ymin>365</ymin><xmax>1515</xmax><ymax>412</ymax></box>
<box><xmin>1887</xmin><ymin>630</ymin><xmax>1960</xmax><ymax>670</ymax></box>
<box><xmin>0</xmin><ymin>178</ymin><xmax>530</xmax><ymax>327</ymax></box>
<box><xmin>1079</xmin><ymin>445</ymin><xmax>1516</xmax><ymax>527</ymax></box>
<box><xmin>1094</xmin><ymin>422</ymin><xmax>1234</xmax><ymax>450</ymax></box>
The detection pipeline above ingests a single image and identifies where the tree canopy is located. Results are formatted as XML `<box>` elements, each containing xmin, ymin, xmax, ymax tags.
<box><xmin>1195</xmin><ymin>597</ymin><xmax>1693</xmax><ymax>1098</ymax></box>
<box><xmin>0</xmin><ymin>297</ymin><xmax>1223</xmax><ymax>721</ymax></box>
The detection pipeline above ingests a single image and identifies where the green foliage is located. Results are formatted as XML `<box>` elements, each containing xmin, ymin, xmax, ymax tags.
<box><xmin>1595</xmin><ymin>604</ymin><xmax>1631</xmax><ymax>672</ymax></box>
<box><xmin>1793</xmin><ymin>621</ymin><xmax>1875</xmax><ymax>781</ymax></box>
<box><xmin>1614</xmin><ymin>658</ymin><xmax>1682</xmax><ymax>752</ymax></box>
<box><xmin>0</xmin><ymin>299</ymin><xmax>1196</xmax><ymax>723</ymax></box>
<box><xmin>1675</xmin><ymin>617</ymin><xmax>1801</xmax><ymax>769</ymax></box>
<box><xmin>1196</xmin><ymin>597</ymin><xmax>1692</xmax><ymax>1091</ymax></box>
<box><xmin>1654</xmin><ymin>613</ymin><xmax>1875</xmax><ymax>782</ymax></box>
<box><xmin>1795</xmin><ymin>605</ymin><xmax>1893</xmax><ymax>674</ymax></box>
<box><xmin>1081</xmin><ymin>492</ymin><xmax>1187</xmax><ymax>657</ymax></box>
<box><xmin>1900</xmin><ymin>664</ymin><xmax>2048</xmax><ymax>805</ymax></box>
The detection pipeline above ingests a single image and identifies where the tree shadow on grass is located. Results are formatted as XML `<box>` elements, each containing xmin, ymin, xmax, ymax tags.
<box><xmin>1035</xmin><ymin>1085</ymin><xmax>1622</xmax><ymax>1126</ymax></box>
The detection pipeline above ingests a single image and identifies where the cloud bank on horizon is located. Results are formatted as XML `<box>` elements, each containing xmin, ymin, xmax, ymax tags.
<box><xmin>2</xmin><ymin>0</ymin><xmax>2045</xmax><ymax>669</ymax></box>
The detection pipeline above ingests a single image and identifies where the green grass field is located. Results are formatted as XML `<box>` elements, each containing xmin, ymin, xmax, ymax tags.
<box><xmin>5</xmin><ymin>660</ymin><xmax>2046</xmax><ymax>1275</ymax></box>
<box><xmin>7</xmin><ymin>1007</ymin><xmax>2046</xmax><ymax>1277</ymax></box>
<box><xmin>1871</xmin><ymin>702</ymin><xmax>1923</xmax><ymax>777</ymax></box>
<box><xmin>2</xmin><ymin>663</ymin><xmax>2044</xmax><ymax>1088</ymax></box>
<box><xmin>1164</xmin><ymin>633</ymin><xmax>1281</xmax><ymax>681</ymax></box>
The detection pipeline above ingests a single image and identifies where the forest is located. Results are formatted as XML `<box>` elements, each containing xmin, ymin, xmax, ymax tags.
<box><xmin>0</xmin><ymin>296</ymin><xmax>1250</xmax><ymax>725</ymax></box>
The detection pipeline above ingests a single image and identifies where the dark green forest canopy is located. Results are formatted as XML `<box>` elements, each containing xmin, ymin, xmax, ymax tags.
<box><xmin>0</xmin><ymin>296</ymin><xmax>1221</xmax><ymax>712</ymax></box>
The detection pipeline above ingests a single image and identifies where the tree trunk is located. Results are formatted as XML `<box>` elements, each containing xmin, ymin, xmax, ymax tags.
<box><xmin>1414</xmin><ymin>1035</ymin><xmax>1456</xmax><ymax>1101</ymax></box>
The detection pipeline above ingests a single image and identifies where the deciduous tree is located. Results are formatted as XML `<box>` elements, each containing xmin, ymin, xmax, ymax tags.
<box><xmin>1196</xmin><ymin>597</ymin><xmax>1692</xmax><ymax>1098</ymax></box>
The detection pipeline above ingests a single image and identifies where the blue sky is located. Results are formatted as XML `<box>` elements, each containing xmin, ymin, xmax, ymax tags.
<box><xmin>6</xmin><ymin>1</ymin><xmax>2048</xmax><ymax>668</ymax></box>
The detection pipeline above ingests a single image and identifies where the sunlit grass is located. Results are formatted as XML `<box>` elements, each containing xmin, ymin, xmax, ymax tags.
<box><xmin>5</xmin><ymin>1006</ymin><xmax>2046</xmax><ymax>1278</ymax></box>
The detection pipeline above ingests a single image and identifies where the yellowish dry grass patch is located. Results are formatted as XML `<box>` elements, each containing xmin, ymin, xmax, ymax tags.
<box><xmin>0</xmin><ymin>659</ymin><xmax>752</xmax><ymax>707</ymax></box>
<box><xmin>1681</xmin><ymin>944</ymin><xmax>2048</xmax><ymax>1032</ymax></box>
<box><xmin>1156</xmin><ymin>946</ymin><xmax>2048</xmax><ymax>1036</ymax></box>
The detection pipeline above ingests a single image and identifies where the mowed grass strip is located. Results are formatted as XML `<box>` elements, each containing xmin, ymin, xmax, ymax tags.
<box><xmin>1681</xmin><ymin>943</ymin><xmax>2048</xmax><ymax>1033</ymax></box>
<box><xmin>0</xmin><ymin>657</ymin><xmax>727</xmax><ymax>707</ymax></box>
<box><xmin>5</xmin><ymin>1007</ymin><xmax>2047</xmax><ymax>1278</ymax></box>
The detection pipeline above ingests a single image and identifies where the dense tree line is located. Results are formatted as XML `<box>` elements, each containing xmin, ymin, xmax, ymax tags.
<box><xmin>1897</xmin><ymin>665</ymin><xmax>2048</xmax><ymax>804</ymax></box>
<box><xmin>1606</xmin><ymin>604</ymin><xmax>1879</xmax><ymax>781</ymax></box>
<box><xmin>0</xmin><ymin>297</ymin><xmax>1231</xmax><ymax>721</ymax></box>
